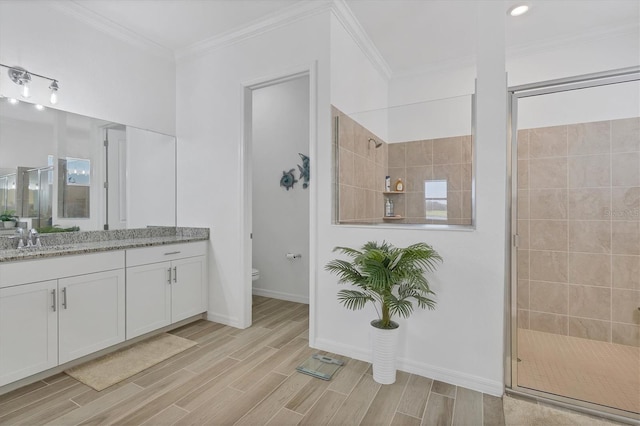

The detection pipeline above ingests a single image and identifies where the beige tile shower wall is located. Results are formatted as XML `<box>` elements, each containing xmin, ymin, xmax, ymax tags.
<box><xmin>333</xmin><ymin>106</ymin><xmax>388</xmax><ymax>223</ymax></box>
<box><xmin>388</xmin><ymin>136</ymin><xmax>473</xmax><ymax>225</ymax></box>
<box><xmin>517</xmin><ymin>117</ymin><xmax>640</xmax><ymax>347</ymax></box>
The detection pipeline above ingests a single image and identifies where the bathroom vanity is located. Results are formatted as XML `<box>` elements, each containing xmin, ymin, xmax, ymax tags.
<box><xmin>0</xmin><ymin>227</ymin><xmax>208</xmax><ymax>391</ymax></box>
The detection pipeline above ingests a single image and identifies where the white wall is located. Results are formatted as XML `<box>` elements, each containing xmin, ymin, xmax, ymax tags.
<box><xmin>390</xmin><ymin>21</ymin><xmax>640</xmax><ymax>128</ymax></box>
<box><xmin>330</xmin><ymin>14</ymin><xmax>389</xmax><ymax>140</ymax></box>
<box><xmin>176</xmin><ymin>11</ymin><xmax>331</xmax><ymax>328</ymax></box>
<box><xmin>318</xmin><ymin>3</ymin><xmax>507</xmax><ymax>396</ymax></box>
<box><xmin>252</xmin><ymin>76</ymin><xmax>310</xmax><ymax>303</ymax></box>
<box><xmin>387</xmin><ymin>95</ymin><xmax>473</xmax><ymax>142</ymax></box>
<box><xmin>126</xmin><ymin>127</ymin><xmax>176</xmax><ymax>228</ymax></box>
<box><xmin>379</xmin><ymin>3</ymin><xmax>640</xmax><ymax>395</ymax></box>
<box><xmin>0</xmin><ymin>1</ymin><xmax>175</xmax><ymax>135</ymax></box>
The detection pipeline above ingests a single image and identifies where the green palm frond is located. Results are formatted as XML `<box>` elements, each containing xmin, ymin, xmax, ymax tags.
<box><xmin>337</xmin><ymin>289</ymin><xmax>374</xmax><ymax>311</ymax></box>
<box><xmin>332</xmin><ymin>246</ymin><xmax>364</xmax><ymax>258</ymax></box>
<box><xmin>386</xmin><ymin>295</ymin><xmax>414</xmax><ymax>319</ymax></box>
<box><xmin>326</xmin><ymin>240</ymin><xmax>443</xmax><ymax>328</ymax></box>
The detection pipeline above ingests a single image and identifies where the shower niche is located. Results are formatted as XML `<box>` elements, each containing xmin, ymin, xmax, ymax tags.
<box><xmin>332</xmin><ymin>94</ymin><xmax>475</xmax><ymax>227</ymax></box>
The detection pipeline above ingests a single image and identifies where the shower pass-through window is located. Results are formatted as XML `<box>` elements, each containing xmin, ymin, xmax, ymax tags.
<box><xmin>332</xmin><ymin>93</ymin><xmax>474</xmax><ymax>227</ymax></box>
<box><xmin>511</xmin><ymin>73</ymin><xmax>640</xmax><ymax>418</ymax></box>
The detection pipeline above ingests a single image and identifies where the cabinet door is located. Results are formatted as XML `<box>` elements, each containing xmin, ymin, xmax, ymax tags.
<box><xmin>58</xmin><ymin>269</ymin><xmax>125</xmax><ymax>364</ymax></box>
<box><xmin>171</xmin><ymin>256</ymin><xmax>206</xmax><ymax>323</ymax></box>
<box><xmin>126</xmin><ymin>261</ymin><xmax>172</xmax><ymax>339</ymax></box>
<box><xmin>0</xmin><ymin>280</ymin><xmax>58</xmax><ymax>386</ymax></box>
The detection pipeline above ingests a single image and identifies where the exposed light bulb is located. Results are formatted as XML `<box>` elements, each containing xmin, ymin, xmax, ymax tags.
<box><xmin>22</xmin><ymin>83</ymin><xmax>30</xmax><ymax>98</ymax></box>
<box><xmin>8</xmin><ymin>98</ymin><xmax>18</xmax><ymax>104</ymax></box>
<box><xmin>508</xmin><ymin>4</ymin><xmax>529</xmax><ymax>16</ymax></box>
<box><xmin>49</xmin><ymin>80</ymin><xmax>59</xmax><ymax>104</ymax></box>
<box><xmin>35</xmin><ymin>104</ymin><xmax>44</xmax><ymax>111</ymax></box>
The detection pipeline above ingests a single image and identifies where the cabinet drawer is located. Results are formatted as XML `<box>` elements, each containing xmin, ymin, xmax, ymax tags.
<box><xmin>126</xmin><ymin>241</ymin><xmax>207</xmax><ymax>267</ymax></box>
<box><xmin>0</xmin><ymin>251</ymin><xmax>124</xmax><ymax>289</ymax></box>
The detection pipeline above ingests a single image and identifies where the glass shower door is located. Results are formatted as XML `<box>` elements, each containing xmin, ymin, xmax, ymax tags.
<box><xmin>512</xmin><ymin>77</ymin><xmax>640</xmax><ymax>415</ymax></box>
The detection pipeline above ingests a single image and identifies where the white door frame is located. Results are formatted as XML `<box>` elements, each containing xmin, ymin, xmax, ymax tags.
<box><xmin>240</xmin><ymin>62</ymin><xmax>318</xmax><ymax>334</ymax></box>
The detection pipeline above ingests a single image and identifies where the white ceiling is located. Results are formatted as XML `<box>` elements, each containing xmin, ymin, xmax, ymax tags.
<box><xmin>69</xmin><ymin>0</ymin><xmax>300</xmax><ymax>52</ymax></box>
<box><xmin>67</xmin><ymin>0</ymin><xmax>639</xmax><ymax>76</ymax></box>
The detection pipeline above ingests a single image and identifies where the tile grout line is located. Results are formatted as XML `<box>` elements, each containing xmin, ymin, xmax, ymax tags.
<box><xmin>448</xmin><ymin>385</ymin><xmax>458</xmax><ymax>426</ymax></box>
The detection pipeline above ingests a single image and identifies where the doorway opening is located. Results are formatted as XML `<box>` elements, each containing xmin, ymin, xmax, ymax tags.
<box><xmin>241</xmin><ymin>67</ymin><xmax>316</xmax><ymax>331</ymax></box>
<box><xmin>508</xmin><ymin>67</ymin><xmax>640</xmax><ymax>420</ymax></box>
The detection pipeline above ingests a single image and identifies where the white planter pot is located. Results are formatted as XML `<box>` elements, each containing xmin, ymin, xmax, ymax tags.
<box><xmin>2</xmin><ymin>221</ymin><xmax>15</xmax><ymax>229</ymax></box>
<box><xmin>371</xmin><ymin>320</ymin><xmax>399</xmax><ymax>385</ymax></box>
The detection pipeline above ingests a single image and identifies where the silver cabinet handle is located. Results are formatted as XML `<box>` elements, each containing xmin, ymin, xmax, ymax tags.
<box><xmin>173</xmin><ymin>266</ymin><xmax>177</xmax><ymax>283</ymax></box>
<box><xmin>167</xmin><ymin>267</ymin><xmax>172</xmax><ymax>284</ymax></box>
<box><xmin>62</xmin><ymin>287</ymin><xmax>67</xmax><ymax>309</ymax></box>
<box><xmin>52</xmin><ymin>289</ymin><xmax>56</xmax><ymax>312</ymax></box>
<box><xmin>164</xmin><ymin>251</ymin><xmax>181</xmax><ymax>256</ymax></box>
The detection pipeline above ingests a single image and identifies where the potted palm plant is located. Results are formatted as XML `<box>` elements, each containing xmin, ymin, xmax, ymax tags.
<box><xmin>0</xmin><ymin>210</ymin><xmax>17</xmax><ymax>228</ymax></box>
<box><xmin>325</xmin><ymin>241</ymin><xmax>442</xmax><ymax>384</ymax></box>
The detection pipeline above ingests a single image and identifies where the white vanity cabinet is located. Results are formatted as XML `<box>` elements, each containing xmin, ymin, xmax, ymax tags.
<box><xmin>125</xmin><ymin>241</ymin><xmax>207</xmax><ymax>339</ymax></box>
<box><xmin>58</xmin><ymin>269</ymin><xmax>126</xmax><ymax>364</ymax></box>
<box><xmin>0</xmin><ymin>280</ymin><xmax>58</xmax><ymax>386</ymax></box>
<box><xmin>0</xmin><ymin>252</ymin><xmax>125</xmax><ymax>386</ymax></box>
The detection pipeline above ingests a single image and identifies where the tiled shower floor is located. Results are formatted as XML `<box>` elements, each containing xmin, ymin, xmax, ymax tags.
<box><xmin>517</xmin><ymin>329</ymin><xmax>640</xmax><ymax>414</ymax></box>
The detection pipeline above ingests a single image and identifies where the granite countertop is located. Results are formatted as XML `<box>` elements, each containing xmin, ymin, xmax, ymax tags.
<box><xmin>0</xmin><ymin>227</ymin><xmax>209</xmax><ymax>263</ymax></box>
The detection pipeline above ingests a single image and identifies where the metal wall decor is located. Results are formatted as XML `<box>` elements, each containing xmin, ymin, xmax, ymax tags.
<box><xmin>279</xmin><ymin>153</ymin><xmax>310</xmax><ymax>191</ymax></box>
<box><xmin>298</xmin><ymin>153</ymin><xmax>310</xmax><ymax>189</ymax></box>
<box><xmin>280</xmin><ymin>169</ymin><xmax>297</xmax><ymax>190</ymax></box>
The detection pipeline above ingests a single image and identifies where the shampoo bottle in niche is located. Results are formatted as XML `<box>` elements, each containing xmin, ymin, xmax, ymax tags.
<box><xmin>394</xmin><ymin>178</ymin><xmax>404</xmax><ymax>192</ymax></box>
<box><xmin>385</xmin><ymin>176</ymin><xmax>391</xmax><ymax>192</ymax></box>
<box><xmin>385</xmin><ymin>198</ymin><xmax>394</xmax><ymax>217</ymax></box>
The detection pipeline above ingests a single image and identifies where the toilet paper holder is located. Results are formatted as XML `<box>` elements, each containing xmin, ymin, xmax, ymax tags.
<box><xmin>286</xmin><ymin>253</ymin><xmax>302</xmax><ymax>260</ymax></box>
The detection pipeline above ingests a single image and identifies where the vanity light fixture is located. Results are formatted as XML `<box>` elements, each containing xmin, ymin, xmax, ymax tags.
<box><xmin>1</xmin><ymin>63</ymin><xmax>60</xmax><ymax>104</ymax></box>
<box><xmin>508</xmin><ymin>4</ymin><xmax>529</xmax><ymax>16</ymax></box>
<box><xmin>49</xmin><ymin>80</ymin><xmax>59</xmax><ymax>104</ymax></box>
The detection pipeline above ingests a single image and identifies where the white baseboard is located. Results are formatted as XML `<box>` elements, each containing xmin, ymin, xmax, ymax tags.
<box><xmin>397</xmin><ymin>358</ymin><xmax>503</xmax><ymax>397</ymax></box>
<box><xmin>207</xmin><ymin>312</ymin><xmax>243</xmax><ymax>328</ymax></box>
<box><xmin>252</xmin><ymin>287</ymin><xmax>309</xmax><ymax>304</ymax></box>
<box><xmin>313</xmin><ymin>338</ymin><xmax>503</xmax><ymax>397</ymax></box>
<box><xmin>313</xmin><ymin>337</ymin><xmax>371</xmax><ymax>361</ymax></box>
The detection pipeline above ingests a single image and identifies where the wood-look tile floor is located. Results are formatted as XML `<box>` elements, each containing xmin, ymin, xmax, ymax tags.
<box><xmin>0</xmin><ymin>297</ymin><xmax>505</xmax><ymax>426</ymax></box>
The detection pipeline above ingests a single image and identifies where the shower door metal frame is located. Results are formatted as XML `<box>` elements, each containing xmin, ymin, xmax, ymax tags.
<box><xmin>506</xmin><ymin>66</ymin><xmax>640</xmax><ymax>423</ymax></box>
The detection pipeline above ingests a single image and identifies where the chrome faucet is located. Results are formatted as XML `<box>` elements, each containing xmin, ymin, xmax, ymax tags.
<box><xmin>15</xmin><ymin>227</ymin><xmax>25</xmax><ymax>248</ymax></box>
<box><xmin>27</xmin><ymin>228</ymin><xmax>40</xmax><ymax>247</ymax></box>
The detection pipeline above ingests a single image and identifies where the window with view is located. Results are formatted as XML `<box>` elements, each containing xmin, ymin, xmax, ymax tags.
<box><xmin>425</xmin><ymin>180</ymin><xmax>447</xmax><ymax>221</ymax></box>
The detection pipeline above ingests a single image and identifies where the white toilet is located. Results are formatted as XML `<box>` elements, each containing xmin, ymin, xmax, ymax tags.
<box><xmin>252</xmin><ymin>268</ymin><xmax>260</xmax><ymax>282</ymax></box>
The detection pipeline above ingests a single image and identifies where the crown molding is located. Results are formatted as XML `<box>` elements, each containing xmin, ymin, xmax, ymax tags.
<box><xmin>175</xmin><ymin>0</ymin><xmax>333</xmax><ymax>60</ymax></box>
<box><xmin>506</xmin><ymin>22</ymin><xmax>640</xmax><ymax>60</ymax></box>
<box><xmin>393</xmin><ymin>55</ymin><xmax>477</xmax><ymax>80</ymax></box>
<box><xmin>176</xmin><ymin>0</ymin><xmax>393</xmax><ymax>83</ymax></box>
<box><xmin>52</xmin><ymin>1</ymin><xmax>174</xmax><ymax>61</ymax></box>
<box><xmin>330</xmin><ymin>0</ymin><xmax>392</xmax><ymax>80</ymax></box>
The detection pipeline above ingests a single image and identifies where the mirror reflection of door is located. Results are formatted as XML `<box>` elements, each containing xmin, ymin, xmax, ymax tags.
<box><xmin>104</xmin><ymin>126</ymin><xmax>127</xmax><ymax>230</ymax></box>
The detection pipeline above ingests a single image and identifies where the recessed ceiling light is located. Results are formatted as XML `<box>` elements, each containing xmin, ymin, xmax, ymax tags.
<box><xmin>508</xmin><ymin>4</ymin><xmax>529</xmax><ymax>16</ymax></box>
<box><xmin>34</xmin><ymin>104</ymin><xmax>44</xmax><ymax>111</ymax></box>
<box><xmin>8</xmin><ymin>98</ymin><xmax>18</xmax><ymax>104</ymax></box>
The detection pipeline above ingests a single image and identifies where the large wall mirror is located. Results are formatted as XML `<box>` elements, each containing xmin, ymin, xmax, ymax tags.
<box><xmin>0</xmin><ymin>98</ymin><xmax>176</xmax><ymax>232</ymax></box>
<box><xmin>332</xmin><ymin>94</ymin><xmax>475</xmax><ymax>227</ymax></box>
